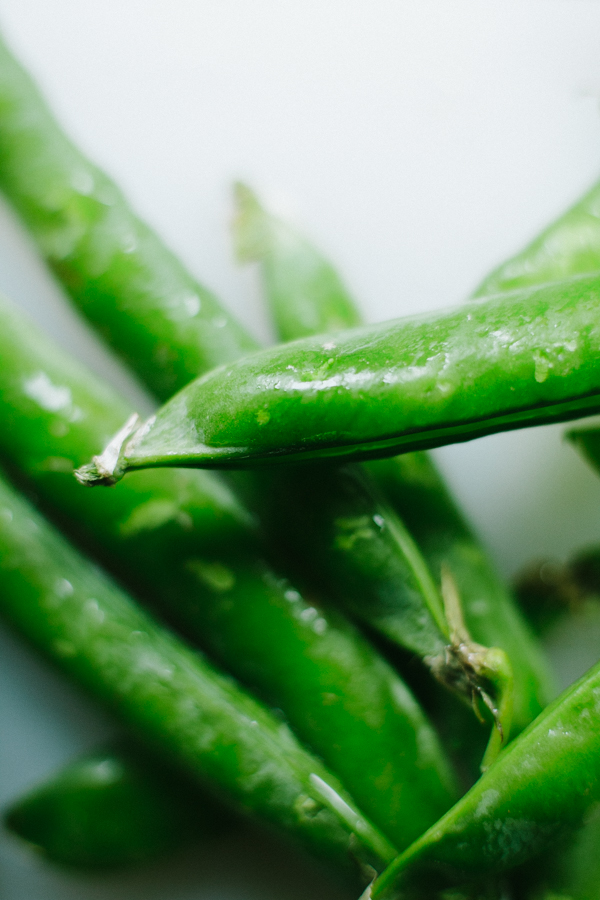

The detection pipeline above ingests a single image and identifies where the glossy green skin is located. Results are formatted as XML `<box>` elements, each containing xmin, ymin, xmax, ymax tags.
<box><xmin>0</xmin><ymin>474</ymin><xmax>397</xmax><ymax>877</ymax></box>
<box><xmin>0</xmin><ymin>297</ymin><xmax>457</xmax><ymax>852</ymax></box>
<box><xmin>474</xmin><ymin>178</ymin><xmax>600</xmax><ymax>297</ymax></box>
<box><xmin>5</xmin><ymin>741</ymin><xmax>228</xmax><ymax>869</ymax></box>
<box><xmin>120</xmin><ymin>272</ymin><xmax>600</xmax><ymax>470</ymax></box>
<box><xmin>366</xmin><ymin>657</ymin><xmax>600</xmax><ymax>899</ymax></box>
<box><xmin>236</xmin><ymin>185</ymin><xmax>552</xmax><ymax>734</ymax></box>
<box><xmin>0</xmin><ymin>35</ymin><xmax>257</xmax><ymax>401</ymax></box>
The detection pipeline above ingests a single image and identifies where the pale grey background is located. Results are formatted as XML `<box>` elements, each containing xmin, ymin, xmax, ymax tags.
<box><xmin>1</xmin><ymin>3</ymin><xmax>600</xmax><ymax>897</ymax></box>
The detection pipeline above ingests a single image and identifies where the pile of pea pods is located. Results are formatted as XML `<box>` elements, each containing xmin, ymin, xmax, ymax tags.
<box><xmin>2</xmin><ymin>28</ymin><xmax>600</xmax><ymax>900</ymax></box>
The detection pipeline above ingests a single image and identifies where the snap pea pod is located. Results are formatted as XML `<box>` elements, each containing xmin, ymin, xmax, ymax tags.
<box><xmin>473</xmin><ymin>178</ymin><xmax>600</xmax><ymax>298</ymax></box>
<box><xmin>0</xmin><ymin>40</ymin><xmax>507</xmax><ymax>750</ymax></box>
<box><xmin>233</xmin><ymin>183</ymin><xmax>552</xmax><ymax>737</ymax></box>
<box><xmin>0</xmin><ymin>27</ymin><xmax>451</xmax><ymax>679</ymax></box>
<box><xmin>0</xmin><ymin>33</ymin><xmax>258</xmax><ymax>398</ymax></box>
<box><xmin>361</xmin><ymin>655</ymin><xmax>600</xmax><ymax>900</ymax></box>
<box><xmin>0</xmin><ymin>472</ymin><xmax>396</xmax><ymax>879</ymax></box>
<box><xmin>5</xmin><ymin>741</ymin><xmax>230</xmax><ymax>869</ymax></box>
<box><xmin>466</xmin><ymin>170</ymin><xmax>600</xmax><ymax>900</ymax></box>
<box><xmin>0</xmin><ymin>294</ymin><xmax>458</xmax><ymax>851</ymax></box>
<box><xmin>84</xmin><ymin>271</ymin><xmax>600</xmax><ymax>476</ymax></box>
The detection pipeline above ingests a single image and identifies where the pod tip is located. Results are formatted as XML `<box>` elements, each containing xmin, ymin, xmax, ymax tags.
<box><xmin>74</xmin><ymin>413</ymin><xmax>141</xmax><ymax>488</ymax></box>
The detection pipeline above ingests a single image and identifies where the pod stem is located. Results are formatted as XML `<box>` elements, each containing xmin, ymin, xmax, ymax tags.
<box><xmin>429</xmin><ymin>566</ymin><xmax>514</xmax><ymax>769</ymax></box>
<box><xmin>75</xmin><ymin>414</ymin><xmax>141</xmax><ymax>487</ymax></box>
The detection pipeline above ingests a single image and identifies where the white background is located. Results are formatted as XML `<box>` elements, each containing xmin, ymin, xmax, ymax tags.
<box><xmin>2</xmin><ymin>3</ymin><xmax>600</xmax><ymax>898</ymax></box>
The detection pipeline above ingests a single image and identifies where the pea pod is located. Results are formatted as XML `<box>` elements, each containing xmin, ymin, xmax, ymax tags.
<box><xmin>0</xmin><ymin>33</ymin><xmax>257</xmax><ymax>398</ymax></box>
<box><xmin>0</xmin><ymin>26</ymin><xmax>453</xmax><ymax>688</ymax></box>
<box><xmin>0</xmin><ymin>294</ymin><xmax>458</xmax><ymax>850</ymax></box>
<box><xmin>83</xmin><ymin>271</ymin><xmax>600</xmax><ymax>476</ymax></box>
<box><xmin>0</xmin><ymin>37</ymin><xmax>509</xmax><ymax>752</ymax></box>
<box><xmin>233</xmin><ymin>183</ymin><xmax>552</xmax><ymax>737</ymax></box>
<box><xmin>0</xmin><ymin>471</ymin><xmax>396</xmax><ymax>880</ymax></box>
<box><xmin>5</xmin><ymin>741</ymin><xmax>230</xmax><ymax>869</ymax></box>
<box><xmin>473</xmin><ymin>178</ymin><xmax>600</xmax><ymax>297</ymax></box>
<box><xmin>362</xmin><ymin>655</ymin><xmax>600</xmax><ymax>900</ymax></box>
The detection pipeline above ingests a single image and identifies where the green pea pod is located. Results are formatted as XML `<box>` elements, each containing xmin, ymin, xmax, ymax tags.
<box><xmin>233</xmin><ymin>183</ymin><xmax>552</xmax><ymax>739</ymax></box>
<box><xmin>473</xmin><ymin>178</ymin><xmax>600</xmax><ymax>297</ymax></box>
<box><xmin>0</xmin><ymin>27</ymin><xmax>452</xmax><ymax>685</ymax></box>
<box><xmin>0</xmin><ymin>35</ymin><xmax>503</xmax><ymax>764</ymax></box>
<box><xmin>362</xmin><ymin>655</ymin><xmax>600</xmax><ymax>900</ymax></box>
<box><xmin>0</xmin><ymin>33</ymin><xmax>258</xmax><ymax>399</ymax></box>
<box><xmin>0</xmin><ymin>294</ymin><xmax>458</xmax><ymax>851</ymax></box>
<box><xmin>0</xmin><ymin>471</ymin><xmax>397</xmax><ymax>880</ymax></box>
<box><xmin>5</xmin><ymin>741</ymin><xmax>230</xmax><ymax>869</ymax></box>
<box><xmin>83</xmin><ymin>271</ymin><xmax>600</xmax><ymax>476</ymax></box>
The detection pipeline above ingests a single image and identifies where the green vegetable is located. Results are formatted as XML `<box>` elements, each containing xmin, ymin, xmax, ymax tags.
<box><xmin>0</xmin><ymin>33</ymin><xmax>257</xmax><ymax>400</ymax></box>
<box><xmin>233</xmin><ymin>183</ymin><xmax>553</xmax><ymax>740</ymax></box>
<box><xmin>82</xmin><ymin>271</ymin><xmax>600</xmax><ymax>474</ymax></box>
<box><xmin>0</xmin><ymin>294</ymin><xmax>457</xmax><ymax>850</ymax></box>
<box><xmin>0</xmin><ymin>35</ymin><xmax>509</xmax><ymax>757</ymax></box>
<box><xmin>362</xmin><ymin>655</ymin><xmax>600</xmax><ymax>899</ymax></box>
<box><xmin>5</xmin><ymin>741</ymin><xmax>229</xmax><ymax>869</ymax></box>
<box><xmin>473</xmin><ymin>178</ymin><xmax>600</xmax><ymax>298</ymax></box>
<box><xmin>0</xmin><ymin>25</ymin><xmax>465</xmax><ymax>708</ymax></box>
<box><xmin>0</xmin><ymin>469</ymin><xmax>396</xmax><ymax>881</ymax></box>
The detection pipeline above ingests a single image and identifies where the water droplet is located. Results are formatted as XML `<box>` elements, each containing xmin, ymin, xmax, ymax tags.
<box><xmin>256</xmin><ymin>409</ymin><xmax>270</xmax><ymax>425</ymax></box>
<box><xmin>300</xmin><ymin>607</ymin><xmax>318</xmax><ymax>623</ymax></box>
<box><xmin>23</xmin><ymin>372</ymin><xmax>72</xmax><ymax>412</ymax></box>
<box><xmin>533</xmin><ymin>350</ymin><xmax>550</xmax><ymax>383</ymax></box>
<box><xmin>71</xmin><ymin>170</ymin><xmax>94</xmax><ymax>195</ymax></box>
<box><xmin>183</xmin><ymin>295</ymin><xmax>201</xmax><ymax>317</ymax></box>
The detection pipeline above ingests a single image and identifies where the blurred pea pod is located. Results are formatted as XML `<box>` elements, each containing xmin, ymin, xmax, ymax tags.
<box><xmin>0</xmin><ymin>471</ymin><xmax>396</xmax><ymax>880</ymax></box>
<box><xmin>0</xmin><ymin>34</ymin><xmax>511</xmax><ymax>755</ymax></box>
<box><xmin>473</xmin><ymin>177</ymin><xmax>600</xmax><ymax>297</ymax></box>
<box><xmin>232</xmin><ymin>183</ymin><xmax>552</xmax><ymax>740</ymax></box>
<box><xmin>5</xmin><ymin>741</ymin><xmax>231</xmax><ymax>869</ymax></box>
<box><xmin>0</xmin><ymin>36</ymin><xmax>257</xmax><ymax>396</ymax></box>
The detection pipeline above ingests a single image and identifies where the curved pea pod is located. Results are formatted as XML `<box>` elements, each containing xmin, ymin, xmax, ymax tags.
<box><xmin>0</xmin><ymin>471</ymin><xmax>397</xmax><ymax>881</ymax></box>
<box><xmin>5</xmin><ymin>741</ymin><xmax>231</xmax><ymax>869</ymax></box>
<box><xmin>233</xmin><ymin>182</ymin><xmax>363</xmax><ymax>341</ymax></box>
<box><xmin>362</xmin><ymin>656</ymin><xmax>600</xmax><ymax>900</ymax></box>
<box><xmin>473</xmin><ymin>177</ymin><xmax>600</xmax><ymax>297</ymax></box>
<box><xmin>233</xmin><ymin>184</ymin><xmax>553</xmax><ymax>738</ymax></box>
<box><xmin>0</xmin><ymin>296</ymin><xmax>458</xmax><ymax>852</ymax></box>
<box><xmin>0</xmin><ymin>32</ymin><xmax>257</xmax><ymax>399</ymax></box>
<box><xmin>87</xmin><ymin>272</ymin><xmax>600</xmax><ymax>472</ymax></box>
